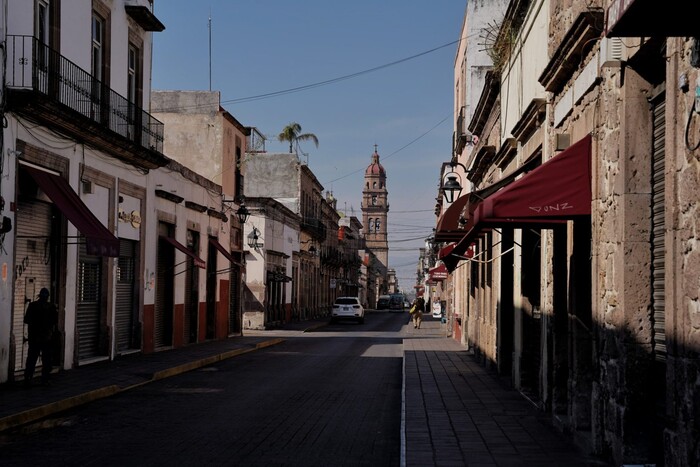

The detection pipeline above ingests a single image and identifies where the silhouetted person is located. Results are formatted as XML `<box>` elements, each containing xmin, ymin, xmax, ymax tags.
<box><xmin>24</xmin><ymin>288</ymin><xmax>58</xmax><ymax>387</ymax></box>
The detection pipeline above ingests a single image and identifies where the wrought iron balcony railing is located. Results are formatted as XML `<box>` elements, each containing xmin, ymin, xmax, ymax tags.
<box><xmin>6</xmin><ymin>35</ymin><xmax>164</xmax><ymax>154</ymax></box>
<box><xmin>300</xmin><ymin>216</ymin><xmax>327</xmax><ymax>241</ymax></box>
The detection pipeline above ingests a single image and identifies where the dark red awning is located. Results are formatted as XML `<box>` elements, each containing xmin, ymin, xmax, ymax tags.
<box><xmin>435</xmin><ymin>194</ymin><xmax>470</xmax><ymax>242</ymax></box>
<box><xmin>438</xmin><ymin>243</ymin><xmax>455</xmax><ymax>259</ymax></box>
<box><xmin>25</xmin><ymin>166</ymin><xmax>119</xmax><ymax>257</ymax></box>
<box><xmin>209</xmin><ymin>237</ymin><xmax>242</xmax><ymax>266</ymax></box>
<box><xmin>434</xmin><ymin>155</ymin><xmax>542</xmax><ymax>242</ymax></box>
<box><xmin>440</xmin><ymin>136</ymin><xmax>591</xmax><ymax>272</ymax></box>
<box><xmin>160</xmin><ymin>235</ymin><xmax>205</xmax><ymax>268</ymax></box>
<box><xmin>479</xmin><ymin>134</ymin><xmax>592</xmax><ymax>224</ymax></box>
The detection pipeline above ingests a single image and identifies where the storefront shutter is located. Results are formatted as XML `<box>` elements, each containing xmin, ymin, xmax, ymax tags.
<box><xmin>116</xmin><ymin>239</ymin><xmax>137</xmax><ymax>352</ymax></box>
<box><xmin>12</xmin><ymin>200</ymin><xmax>53</xmax><ymax>374</ymax></box>
<box><xmin>651</xmin><ymin>92</ymin><xmax>666</xmax><ymax>362</ymax></box>
<box><xmin>77</xmin><ymin>242</ymin><xmax>102</xmax><ymax>360</ymax></box>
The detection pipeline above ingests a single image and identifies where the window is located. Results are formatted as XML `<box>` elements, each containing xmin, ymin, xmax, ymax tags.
<box><xmin>127</xmin><ymin>44</ymin><xmax>137</xmax><ymax>105</ymax></box>
<box><xmin>36</xmin><ymin>1</ymin><xmax>50</xmax><ymax>44</ymax></box>
<box><xmin>368</xmin><ymin>218</ymin><xmax>374</xmax><ymax>233</ymax></box>
<box><xmin>373</xmin><ymin>182</ymin><xmax>377</xmax><ymax>189</ymax></box>
<box><xmin>36</xmin><ymin>0</ymin><xmax>50</xmax><ymax>69</ymax></box>
<box><xmin>371</xmin><ymin>195</ymin><xmax>377</xmax><ymax>206</ymax></box>
<box><xmin>375</xmin><ymin>219</ymin><xmax>381</xmax><ymax>231</ymax></box>
<box><xmin>92</xmin><ymin>13</ymin><xmax>104</xmax><ymax>81</ymax></box>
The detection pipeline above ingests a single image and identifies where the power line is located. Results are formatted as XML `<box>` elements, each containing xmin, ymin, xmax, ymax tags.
<box><xmin>325</xmin><ymin>113</ymin><xmax>450</xmax><ymax>185</ymax></box>
<box><xmin>157</xmin><ymin>36</ymin><xmax>467</xmax><ymax>112</ymax></box>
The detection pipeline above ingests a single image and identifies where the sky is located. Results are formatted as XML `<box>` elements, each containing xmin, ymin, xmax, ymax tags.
<box><xmin>151</xmin><ymin>1</ymin><xmax>465</xmax><ymax>290</ymax></box>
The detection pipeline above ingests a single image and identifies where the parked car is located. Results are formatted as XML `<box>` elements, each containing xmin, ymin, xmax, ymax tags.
<box><xmin>389</xmin><ymin>294</ymin><xmax>406</xmax><ymax>312</ymax></box>
<box><xmin>376</xmin><ymin>295</ymin><xmax>391</xmax><ymax>310</ymax></box>
<box><xmin>331</xmin><ymin>297</ymin><xmax>365</xmax><ymax>324</ymax></box>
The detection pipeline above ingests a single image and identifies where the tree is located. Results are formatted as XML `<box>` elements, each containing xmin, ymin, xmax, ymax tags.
<box><xmin>278</xmin><ymin>122</ymin><xmax>319</xmax><ymax>154</ymax></box>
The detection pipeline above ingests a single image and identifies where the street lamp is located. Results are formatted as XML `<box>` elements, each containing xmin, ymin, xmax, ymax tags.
<box><xmin>442</xmin><ymin>160</ymin><xmax>472</xmax><ymax>204</ymax></box>
<box><xmin>235</xmin><ymin>203</ymin><xmax>250</xmax><ymax>224</ymax></box>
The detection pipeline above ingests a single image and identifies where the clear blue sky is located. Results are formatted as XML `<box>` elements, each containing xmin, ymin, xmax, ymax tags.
<box><xmin>151</xmin><ymin>1</ymin><xmax>465</xmax><ymax>288</ymax></box>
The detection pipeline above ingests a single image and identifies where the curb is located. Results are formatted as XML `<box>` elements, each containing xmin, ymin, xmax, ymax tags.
<box><xmin>0</xmin><ymin>385</ymin><xmax>120</xmax><ymax>433</ymax></box>
<box><xmin>0</xmin><ymin>338</ymin><xmax>285</xmax><ymax>433</ymax></box>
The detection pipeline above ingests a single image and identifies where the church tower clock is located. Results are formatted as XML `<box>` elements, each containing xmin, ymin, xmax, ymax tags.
<box><xmin>361</xmin><ymin>146</ymin><xmax>389</xmax><ymax>280</ymax></box>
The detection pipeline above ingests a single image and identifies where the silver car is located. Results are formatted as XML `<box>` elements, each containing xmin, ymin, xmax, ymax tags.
<box><xmin>331</xmin><ymin>297</ymin><xmax>365</xmax><ymax>324</ymax></box>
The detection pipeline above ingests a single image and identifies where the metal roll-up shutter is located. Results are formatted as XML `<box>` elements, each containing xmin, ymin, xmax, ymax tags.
<box><xmin>77</xmin><ymin>242</ymin><xmax>102</xmax><ymax>360</ymax></box>
<box><xmin>651</xmin><ymin>92</ymin><xmax>666</xmax><ymax>362</ymax></box>
<box><xmin>116</xmin><ymin>239</ymin><xmax>136</xmax><ymax>352</ymax></box>
<box><xmin>12</xmin><ymin>200</ymin><xmax>53</xmax><ymax>374</ymax></box>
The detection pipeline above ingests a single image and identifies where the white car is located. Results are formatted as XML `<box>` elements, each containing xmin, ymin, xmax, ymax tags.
<box><xmin>331</xmin><ymin>297</ymin><xmax>365</xmax><ymax>324</ymax></box>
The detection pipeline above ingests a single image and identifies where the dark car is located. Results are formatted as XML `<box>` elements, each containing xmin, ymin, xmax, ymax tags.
<box><xmin>389</xmin><ymin>294</ymin><xmax>406</xmax><ymax>312</ymax></box>
<box><xmin>377</xmin><ymin>295</ymin><xmax>391</xmax><ymax>310</ymax></box>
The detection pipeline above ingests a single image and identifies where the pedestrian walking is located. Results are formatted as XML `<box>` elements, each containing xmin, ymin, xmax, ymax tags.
<box><xmin>24</xmin><ymin>288</ymin><xmax>58</xmax><ymax>387</ymax></box>
<box><xmin>410</xmin><ymin>296</ymin><xmax>425</xmax><ymax>329</ymax></box>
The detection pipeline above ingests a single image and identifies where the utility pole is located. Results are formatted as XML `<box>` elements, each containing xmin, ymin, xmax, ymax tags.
<box><xmin>208</xmin><ymin>10</ymin><xmax>212</xmax><ymax>91</ymax></box>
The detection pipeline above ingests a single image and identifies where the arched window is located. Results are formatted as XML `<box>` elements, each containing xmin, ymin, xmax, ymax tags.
<box><xmin>373</xmin><ymin>181</ymin><xmax>377</xmax><ymax>189</ymax></box>
<box><xmin>375</xmin><ymin>219</ymin><xmax>381</xmax><ymax>231</ymax></box>
<box><xmin>371</xmin><ymin>195</ymin><xmax>377</xmax><ymax>206</ymax></box>
<box><xmin>368</xmin><ymin>218</ymin><xmax>374</xmax><ymax>233</ymax></box>
<box><xmin>366</xmin><ymin>182</ymin><xmax>369</xmax><ymax>189</ymax></box>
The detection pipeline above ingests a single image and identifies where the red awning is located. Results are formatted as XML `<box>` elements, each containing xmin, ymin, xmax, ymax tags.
<box><xmin>160</xmin><ymin>235</ymin><xmax>205</xmax><ymax>268</ymax></box>
<box><xmin>479</xmin><ymin>134</ymin><xmax>592</xmax><ymax>224</ymax></box>
<box><xmin>209</xmin><ymin>237</ymin><xmax>242</xmax><ymax>266</ymax></box>
<box><xmin>429</xmin><ymin>263</ymin><xmax>448</xmax><ymax>281</ymax></box>
<box><xmin>24</xmin><ymin>166</ymin><xmax>119</xmax><ymax>257</ymax></box>
<box><xmin>435</xmin><ymin>194</ymin><xmax>470</xmax><ymax>242</ymax></box>
<box><xmin>434</xmin><ymin>155</ymin><xmax>542</xmax><ymax>243</ymax></box>
<box><xmin>438</xmin><ymin>243</ymin><xmax>455</xmax><ymax>259</ymax></box>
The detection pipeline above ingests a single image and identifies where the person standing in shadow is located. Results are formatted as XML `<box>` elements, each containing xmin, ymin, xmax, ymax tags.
<box><xmin>24</xmin><ymin>288</ymin><xmax>58</xmax><ymax>387</ymax></box>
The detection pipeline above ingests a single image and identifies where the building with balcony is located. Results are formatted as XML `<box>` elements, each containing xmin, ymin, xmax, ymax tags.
<box><xmin>0</xmin><ymin>1</ymin><xmax>237</xmax><ymax>385</ymax></box>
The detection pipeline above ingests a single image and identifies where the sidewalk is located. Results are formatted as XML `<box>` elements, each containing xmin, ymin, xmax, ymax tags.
<box><xmin>403</xmin><ymin>319</ymin><xmax>607</xmax><ymax>466</ymax></box>
<box><xmin>1</xmin><ymin>316</ymin><xmax>605</xmax><ymax>465</ymax></box>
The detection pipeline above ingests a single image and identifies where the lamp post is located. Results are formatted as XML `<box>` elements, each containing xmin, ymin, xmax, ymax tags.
<box><xmin>442</xmin><ymin>160</ymin><xmax>472</xmax><ymax>204</ymax></box>
<box><xmin>236</xmin><ymin>203</ymin><xmax>250</xmax><ymax>224</ymax></box>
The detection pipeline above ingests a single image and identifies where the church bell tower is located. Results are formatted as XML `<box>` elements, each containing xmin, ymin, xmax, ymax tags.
<box><xmin>361</xmin><ymin>146</ymin><xmax>389</xmax><ymax>277</ymax></box>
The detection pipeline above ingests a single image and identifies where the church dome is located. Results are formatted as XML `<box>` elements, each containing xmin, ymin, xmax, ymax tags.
<box><xmin>365</xmin><ymin>149</ymin><xmax>385</xmax><ymax>176</ymax></box>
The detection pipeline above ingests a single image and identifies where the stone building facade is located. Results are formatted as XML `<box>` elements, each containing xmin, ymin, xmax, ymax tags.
<box><xmin>435</xmin><ymin>0</ymin><xmax>700</xmax><ymax>465</ymax></box>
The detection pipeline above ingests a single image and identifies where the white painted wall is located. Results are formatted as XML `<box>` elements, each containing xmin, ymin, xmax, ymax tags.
<box><xmin>500</xmin><ymin>0</ymin><xmax>549</xmax><ymax>141</ymax></box>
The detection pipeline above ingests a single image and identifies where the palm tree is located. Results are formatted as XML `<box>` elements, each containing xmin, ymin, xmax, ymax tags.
<box><xmin>278</xmin><ymin>122</ymin><xmax>319</xmax><ymax>154</ymax></box>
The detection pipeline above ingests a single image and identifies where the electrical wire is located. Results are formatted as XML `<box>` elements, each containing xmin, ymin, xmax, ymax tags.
<box><xmin>157</xmin><ymin>34</ymin><xmax>476</xmax><ymax>113</ymax></box>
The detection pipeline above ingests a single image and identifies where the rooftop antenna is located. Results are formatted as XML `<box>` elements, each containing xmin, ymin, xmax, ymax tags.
<box><xmin>208</xmin><ymin>9</ymin><xmax>212</xmax><ymax>91</ymax></box>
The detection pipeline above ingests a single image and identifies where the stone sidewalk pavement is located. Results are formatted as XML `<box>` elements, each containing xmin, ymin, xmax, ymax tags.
<box><xmin>403</xmin><ymin>320</ymin><xmax>607</xmax><ymax>466</ymax></box>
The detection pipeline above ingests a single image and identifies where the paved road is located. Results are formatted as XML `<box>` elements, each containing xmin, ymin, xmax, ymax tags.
<box><xmin>0</xmin><ymin>311</ymin><xmax>406</xmax><ymax>467</ymax></box>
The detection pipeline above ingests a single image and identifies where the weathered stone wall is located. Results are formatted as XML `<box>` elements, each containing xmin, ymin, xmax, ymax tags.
<box><xmin>663</xmin><ymin>37</ymin><xmax>700</xmax><ymax>467</ymax></box>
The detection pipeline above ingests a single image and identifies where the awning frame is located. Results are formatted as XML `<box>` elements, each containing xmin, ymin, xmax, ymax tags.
<box><xmin>23</xmin><ymin>165</ymin><xmax>120</xmax><ymax>257</ymax></box>
<box><xmin>160</xmin><ymin>235</ymin><xmax>205</xmax><ymax>269</ymax></box>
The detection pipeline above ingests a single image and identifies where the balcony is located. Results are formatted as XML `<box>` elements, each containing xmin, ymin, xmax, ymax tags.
<box><xmin>301</xmin><ymin>216</ymin><xmax>327</xmax><ymax>241</ymax></box>
<box><xmin>5</xmin><ymin>35</ymin><xmax>167</xmax><ymax>169</ymax></box>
